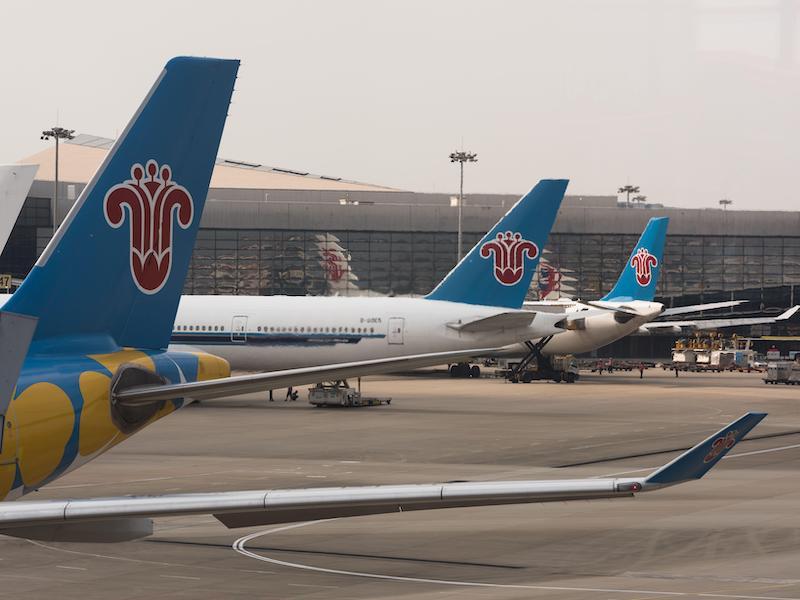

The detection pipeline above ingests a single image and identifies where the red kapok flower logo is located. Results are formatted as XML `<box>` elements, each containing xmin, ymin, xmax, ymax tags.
<box><xmin>103</xmin><ymin>160</ymin><xmax>193</xmax><ymax>294</ymax></box>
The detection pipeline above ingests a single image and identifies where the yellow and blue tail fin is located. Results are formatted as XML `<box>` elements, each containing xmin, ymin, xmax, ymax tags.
<box><xmin>4</xmin><ymin>57</ymin><xmax>239</xmax><ymax>352</ymax></box>
<box><xmin>602</xmin><ymin>216</ymin><xmax>669</xmax><ymax>302</ymax></box>
<box><xmin>425</xmin><ymin>179</ymin><xmax>567</xmax><ymax>308</ymax></box>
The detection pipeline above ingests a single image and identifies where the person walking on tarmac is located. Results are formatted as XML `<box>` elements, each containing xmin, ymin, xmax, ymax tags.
<box><xmin>639</xmin><ymin>362</ymin><xmax>645</xmax><ymax>379</ymax></box>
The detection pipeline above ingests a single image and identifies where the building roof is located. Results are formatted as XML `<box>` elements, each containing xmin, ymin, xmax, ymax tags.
<box><xmin>19</xmin><ymin>134</ymin><xmax>401</xmax><ymax>193</ymax></box>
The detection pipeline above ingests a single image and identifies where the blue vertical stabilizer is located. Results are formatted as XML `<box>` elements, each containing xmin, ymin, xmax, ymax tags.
<box><xmin>4</xmin><ymin>57</ymin><xmax>239</xmax><ymax>351</ymax></box>
<box><xmin>425</xmin><ymin>179</ymin><xmax>567</xmax><ymax>308</ymax></box>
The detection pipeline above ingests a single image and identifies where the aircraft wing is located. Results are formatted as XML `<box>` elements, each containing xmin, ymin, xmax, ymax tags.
<box><xmin>113</xmin><ymin>348</ymin><xmax>502</xmax><ymax>406</ymax></box>
<box><xmin>0</xmin><ymin>413</ymin><xmax>765</xmax><ymax>542</ymax></box>
<box><xmin>660</xmin><ymin>300</ymin><xmax>747</xmax><ymax>317</ymax></box>
<box><xmin>644</xmin><ymin>305</ymin><xmax>799</xmax><ymax>332</ymax></box>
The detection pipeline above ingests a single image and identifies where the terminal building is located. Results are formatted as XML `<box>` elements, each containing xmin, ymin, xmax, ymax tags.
<box><xmin>5</xmin><ymin>135</ymin><xmax>799</xmax><ymax>358</ymax></box>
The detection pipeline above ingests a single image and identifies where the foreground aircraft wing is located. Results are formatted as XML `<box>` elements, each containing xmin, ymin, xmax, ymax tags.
<box><xmin>114</xmin><ymin>348</ymin><xmax>502</xmax><ymax>405</ymax></box>
<box><xmin>0</xmin><ymin>413</ymin><xmax>764</xmax><ymax>542</ymax></box>
<box><xmin>644</xmin><ymin>305</ymin><xmax>799</xmax><ymax>332</ymax></box>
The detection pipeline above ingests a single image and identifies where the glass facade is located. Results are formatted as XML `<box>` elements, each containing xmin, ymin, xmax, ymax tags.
<box><xmin>0</xmin><ymin>197</ymin><xmax>52</xmax><ymax>277</ymax></box>
<box><xmin>544</xmin><ymin>233</ymin><xmax>800</xmax><ymax>307</ymax></box>
<box><xmin>0</xmin><ymin>197</ymin><xmax>796</xmax><ymax>312</ymax></box>
<box><xmin>180</xmin><ymin>228</ymin><xmax>800</xmax><ymax>310</ymax></box>
<box><xmin>183</xmin><ymin>228</ymin><xmax>484</xmax><ymax>297</ymax></box>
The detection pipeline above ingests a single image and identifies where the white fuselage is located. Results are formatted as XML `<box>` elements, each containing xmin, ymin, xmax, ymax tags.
<box><xmin>493</xmin><ymin>300</ymin><xmax>664</xmax><ymax>358</ymax></box>
<box><xmin>169</xmin><ymin>295</ymin><xmax>562</xmax><ymax>372</ymax></box>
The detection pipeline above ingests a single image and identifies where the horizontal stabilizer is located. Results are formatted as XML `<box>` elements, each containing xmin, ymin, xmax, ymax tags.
<box><xmin>446</xmin><ymin>311</ymin><xmax>536</xmax><ymax>333</ymax></box>
<box><xmin>585</xmin><ymin>300</ymin><xmax>646</xmax><ymax>317</ymax></box>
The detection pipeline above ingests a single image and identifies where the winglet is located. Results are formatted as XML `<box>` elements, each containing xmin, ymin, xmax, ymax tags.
<box><xmin>642</xmin><ymin>412</ymin><xmax>766</xmax><ymax>488</ymax></box>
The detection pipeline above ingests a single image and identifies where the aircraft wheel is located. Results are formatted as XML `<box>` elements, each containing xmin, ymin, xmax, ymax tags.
<box><xmin>470</xmin><ymin>365</ymin><xmax>481</xmax><ymax>379</ymax></box>
<box><xmin>521</xmin><ymin>371</ymin><xmax>533</xmax><ymax>383</ymax></box>
<box><xmin>449</xmin><ymin>364</ymin><xmax>458</xmax><ymax>378</ymax></box>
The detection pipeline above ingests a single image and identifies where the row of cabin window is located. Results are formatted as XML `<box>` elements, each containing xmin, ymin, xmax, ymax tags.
<box><xmin>255</xmin><ymin>326</ymin><xmax>376</xmax><ymax>334</ymax></box>
<box><xmin>174</xmin><ymin>325</ymin><xmax>376</xmax><ymax>334</ymax></box>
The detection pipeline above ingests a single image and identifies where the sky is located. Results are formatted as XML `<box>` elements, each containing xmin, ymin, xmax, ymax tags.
<box><xmin>1</xmin><ymin>0</ymin><xmax>799</xmax><ymax>209</ymax></box>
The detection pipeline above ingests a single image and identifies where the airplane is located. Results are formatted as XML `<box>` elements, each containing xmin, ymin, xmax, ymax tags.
<box><xmin>479</xmin><ymin>217</ymin><xmax>669</xmax><ymax>380</ymax></box>
<box><xmin>486</xmin><ymin>218</ymin><xmax>798</xmax><ymax>381</ymax></box>
<box><xmin>166</xmin><ymin>179</ymin><xmax>571</xmax><ymax>377</ymax></box>
<box><xmin>0</xmin><ymin>180</ymin><xmax>569</xmax><ymax>379</ymax></box>
<box><xmin>0</xmin><ymin>56</ymin><xmax>766</xmax><ymax>543</ymax></box>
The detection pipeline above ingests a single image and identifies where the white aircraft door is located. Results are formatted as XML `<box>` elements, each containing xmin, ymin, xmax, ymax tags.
<box><xmin>231</xmin><ymin>315</ymin><xmax>248</xmax><ymax>343</ymax></box>
<box><xmin>387</xmin><ymin>317</ymin><xmax>405</xmax><ymax>345</ymax></box>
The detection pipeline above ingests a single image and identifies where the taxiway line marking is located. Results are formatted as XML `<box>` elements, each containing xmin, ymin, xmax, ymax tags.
<box><xmin>231</xmin><ymin>522</ymin><xmax>799</xmax><ymax>600</ymax></box>
<box><xmin>597</xmin><ymin>442</ymin><xmax>800</xmax><ymax>478</ymax></box>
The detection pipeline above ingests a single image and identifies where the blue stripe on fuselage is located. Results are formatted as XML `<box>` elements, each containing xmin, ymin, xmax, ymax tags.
<box><xmin>170</xmin><ymin>332</ymin><xmax>386</xmax><ymax>347</ymax></box>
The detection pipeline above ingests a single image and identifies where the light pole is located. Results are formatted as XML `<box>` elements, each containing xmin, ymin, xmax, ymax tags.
<box><xmin>719</xmin><ymin>198</ymin><xmax>732</xmax><ymax>211</ymax></box>
<box><xmin>41</xmin><ymin>126</ymin><xmax>76</xmax><ymax>236</ymax></box>
<box><xmin>617</xmin><ymin>184</ymin><xmax>640</xmax><ymax>207</ymax></box>
<box><xmin>449</xmin><ymin>150</ymin><xmax>477</xmax><ymax>261</ymax></box>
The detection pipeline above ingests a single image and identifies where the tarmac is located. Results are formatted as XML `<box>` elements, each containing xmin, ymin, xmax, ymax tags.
<box><xmin>1</xmin><ymin>369</ymin><xmax>799</xmax><ymax>599</ymax></box>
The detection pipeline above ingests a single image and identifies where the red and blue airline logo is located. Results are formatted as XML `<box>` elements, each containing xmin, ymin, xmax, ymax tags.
<box><xmin>104</xmin><ymin>160</ymin><xmax>194</xmax><ymax>294</ymax></box>
<box><xmin>630</xmin><ymin>247</ymin><xmax>658</xmax><ymax>287</ymax></box>
<box><xmin>703</xmin><ymin>430</ymin><xmax>738</xmax><ymax>463</ymax></box>
<box><xmin>480</xmin><ymin>231</ymin><xmax>539</xmax><ymax>286</ymax></box>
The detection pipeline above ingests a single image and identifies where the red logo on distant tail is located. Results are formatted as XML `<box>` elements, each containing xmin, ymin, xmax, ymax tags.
<box><xmin>630</xmin><ymin>248</ymin><xmax>658</xmax><ymax>287</ymax></box>
<box><xmin>103</xmin><ymin>160</ymin><xmax>194</xmax><ymax>294</ymax></box>
<box><xmin>480</xmin><ymin>231</ymin><xmax>539</xmax><ymax>286</ymax></box>
<box><xmin>322</xmin><ymin>249</ymin><xmax>345</xmax><ymax>282</ymax></box>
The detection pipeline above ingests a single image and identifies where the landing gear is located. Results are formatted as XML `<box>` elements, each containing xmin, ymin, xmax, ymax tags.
<box><xmin>449</xmin><ymin>362</ymin><xmax>481</xmax><ymax>378</ymax></box>
<box><xmin>507</xmin><ymin>337</ymin><xmax>579</xmax><ymax>384</ymax></box>
<box><xmin>507</xmin><ymin>337</ymin><xmax>552</xmax><ymax>383</ymax></box>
